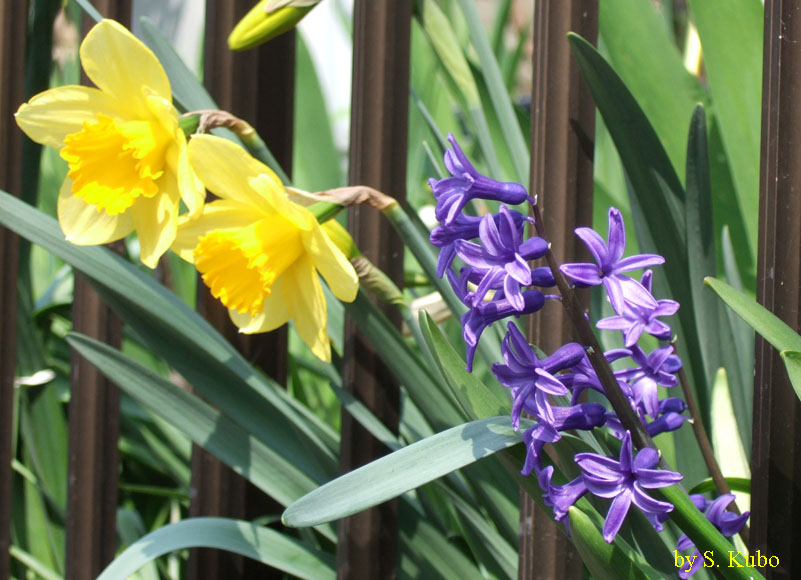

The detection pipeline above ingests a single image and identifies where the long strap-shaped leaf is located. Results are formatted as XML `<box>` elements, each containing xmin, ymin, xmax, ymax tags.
<box><xmin>282</xmin><ymin>416</ymin><xmax>526</xmax><ymax>527</ymax></box>
<box><xmin>95</xmin><ymin>517</ymin><xmax>335</xmax><ymax>580</ymax></box>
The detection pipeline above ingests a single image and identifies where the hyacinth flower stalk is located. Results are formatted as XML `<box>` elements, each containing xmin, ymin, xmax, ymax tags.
<box><xmin>171</xmin><ymin>134</ymin><xmax>358</xmax><ymax>362</ymax></box>
<box><xmin>15</xmin><ymin>19</ymin><xmax>204</xmax><ymax>268</ymax></box>
<box><xmin>426</xmin><ymin>135</ymin><xmax>758</xmax><ymax>574</ymax></box>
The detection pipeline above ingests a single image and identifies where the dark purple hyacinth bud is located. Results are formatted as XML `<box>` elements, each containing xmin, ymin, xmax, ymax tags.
<box><xmin>675</xmin><ymin>494</ymin><xmax>750</xmax><ymax>578</ymax></box>
<box><xmin>617</xmin><ymin>345</ymin><xmax>681</xmax><ymax>419</ymax></box>
<box><xmin>430</xmin><ymin>209</ymin><xmax>529</xmax><ymax>278</ymax></box>
<box><xmin>560</xmin><ymin>208</ymin><xmax>665</xmax><ymax>312</ymax></box>
<box><xmin>574</xmin><ymin>431</ymin><xmax>682</xmax><ymax>543</ymax></box>
<box><xmin>520</xmin><ymin>391</ymin><xmax>607</xmax><ymax>475</ymax></box>
<box><xmin>538</xmin><ymin>465</ymin><xmax>588</xmax><ymax>526</ymax></box>
<box><xmin>605</xmin><ymin>411</ymin><xmax>686</xmax><ymax>439</ymax></box>
<box><xmin>460</xmin><ymin>289</ymin><xmax>545</xmax><ymax>372</ymax></box>
<box><xmin>429</xmin><ymin>134</ymin><xmax>529</xmax><ymax>226</ymax></box>
<box><xmin>596</xmin><ymin>272</ymin><xmax>679</xmax><ymax>347</ymax></box>
<box><xmin>455</xmin><ymin>206</ymin><xmax>548</xmax><ymax>310</ymax></box>
<box><xmin>492</xmin><ymin>322</ymin><xmax>585</xmax><ymax>429</ymax></box>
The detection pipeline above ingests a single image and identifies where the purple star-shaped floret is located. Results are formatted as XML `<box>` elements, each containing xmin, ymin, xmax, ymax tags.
<box><xmin>538</xmin><ymin>465</ymin><xmax>588</xmax><ymax>525</ymax></box>
<box><xmin>429</xmin><ymin>134</ymin><xmax>529</xmax><ymax>226</ymax></box>
<box><xmin>560</xmin><ymin>349</ymin><xmax>632</xmax><ymax>405</ymax></box>
<box><xmin>675</xmin><ymin>494</ymin><xmax>750</xmax><ymax>578</ymax></box>
<box><xmin>617</xmin><ymin>345</ymin><xmax>681</xmax><ymax>419</ymax></box>
<box><xmin>596</xmin><ymin>272</ymin><xmax>679</xmax><ymax>347</ymax></box>
<box><xmin>455</xmin><ymin>206</ymin><xmax>549</xmax><ymax>310</ymax></box>
<box><xmin>455</xmin><ymin>282</ymin><xmax>546</xmax><ymax>372</ymax></box>
<box><xmin>574</xmin><ymin>431</ymin><xmax>682</xmax><ymax>543</ymax></box>
<box><xmin>492</xmin><ymin>322</ymin><xmax>585</xmax><ymax>429</ymax></box>
<box><xmin>430</xmin><ymin>209</ymin><xmax>529</xmax><ymax>278</ymax></box>
<box><xmin>560</xmin><ymin>208</ymin><xmax>665</xmax><ymax>312</ymax></box>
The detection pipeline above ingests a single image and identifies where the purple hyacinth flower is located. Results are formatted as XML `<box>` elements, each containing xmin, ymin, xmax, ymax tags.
<box><xmin>429</xmin><ymin>134</ymin><xmax>529</xmax><ymax>226</ymax></box>
<box><xmin>574</xmin><ymin>431</ymin><xmax>682</xmax><ymax>543</ymax></box>
<box><xmin>675</xmin><ymin>494</ymin><xmax>750</xmax><ymax>578</ymax></box>
<box><xmin>617</xmin><ymin>345</ymin><xmax>681</xmax><ymax>419</ymax></box>
<box><xmin>520</xmin><ymin>392</ymin><xmax>607</xmax><ymax>475</ymax></box>
<box><xmin>492</xmin><ymin>322</ymin><xmax>585</xmax><ymax>429</ymax></box>
<box><xmin>430</xmin><ymin>210</ymin><xmax>529</xmax><ymax>278</ymax></box>
<box><xmin>560</xmin><ymin>349</ymin><xmax>632</xmax><ymax>405</ymax></box>
<box><xmin>460</xmin><ymin>289</ymin><xmax>545</xmax><ymax>372</ymax></box>
<box><xmin>596</xmin><ymin>271</ymin><xmax>679</xmax><ymax>347</ymax></box>
<box><xmin>538</xmin><ymin>465</ymin><xmax>588</xmax><ymax>525</ymax></box>
<box><xmin>560</xmin><ymin>208</ymin><xmax>665</xmax><ymax>312</ymax></box>
<box><xmin>455</xmin><ymin>206</ymin><xmax>548</xmax><ymax>310</ymax></box>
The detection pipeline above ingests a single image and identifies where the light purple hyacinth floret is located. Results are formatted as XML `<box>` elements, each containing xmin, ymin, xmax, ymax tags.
<box><xmin>560</xmin><ymin>207</ymin><xmax>665</xmax><ymax>312</ymax></box>
<box><xmin>427</xmin><ymin>135</ymin><xmax>711</xmax><ymax>544</ymax></box>
<box><xmin>575</xmin><ymin>431</ymin><xmax>682</xmax><ymax>543</ymax></box>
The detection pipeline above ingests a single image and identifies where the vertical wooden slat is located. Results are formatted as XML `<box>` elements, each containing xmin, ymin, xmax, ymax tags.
<box><xmin>188</xmin><ymin>2</ymin><xmax>294</xmax><ymax>579</ymax></box>
<box><xmin>64</xmin><ymin>5</ymin><xmax>131</xmax><ymax>579</ymax></box>
<box><xmin>752</xmin><ymin>0</ymin><xmax>801</xmax><ymax>576</ymax></box>
<box><xmin>0</xmin><ymin>2</ymin><xmax>26</xmax><ymax>578</ymax></box>
<box><xmin>337</xmin><ymin>2</ymin><xmax>411</xmax><ymax>578</ymax></box>
<box><xmin>523</xmin><ymin>1</ymin><xmax>598</xmax><ymax>579</ymax></box>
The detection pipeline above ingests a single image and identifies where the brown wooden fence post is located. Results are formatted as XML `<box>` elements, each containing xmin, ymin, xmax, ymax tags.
<box><xmin>522</xmin><ymin>1</ymin><xmax>598</xmax><ymax>578</ymax></box>
<box><xmin>64</xmin><ymin>5</ymin><xmax>132</xmax><ymax>579</ymax></box>
<box><xmin>752</xmin><ymin>0</ymin><xmax>801</xmax><ymax>576</ymax></box>
<box><xmin>0</xmin><ymin>1</ymin><xmax>26</xmax><ymax>577</ymax></box>
<box><xmin>337</xmin><ymin>1</ymin><xmax>411</xmax><ymax>578</ymax></box>
<box><xmin>187</xmin><ymin>2</ymin><xmax>294</xmax><ymax>579</ymax></box>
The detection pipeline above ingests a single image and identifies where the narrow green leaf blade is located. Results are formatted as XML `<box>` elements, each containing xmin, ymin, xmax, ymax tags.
<box><xmin>96</xmin><ymin>518</ymin><xmax>335</xmax><ymax>580</ymax></box>
<box><xmin>779</xmin><ymin>350</ymin><xmax>801</xmax><ymax>404</ymax></box>
<box><xmin>282</xmin><ymin>417</ymin><xmax>525</xmax><ymax>527</ymax></box>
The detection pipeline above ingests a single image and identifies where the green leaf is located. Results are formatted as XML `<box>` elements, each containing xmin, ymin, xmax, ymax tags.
<box><xmin>96</xmin><ymin>518</ymin><xmax>335</xmax><ymax>580</ymax></box>
<box><xmin>600</xmin><ymin>0</ymin><xmax>706</xmax><ymax>179</ymax></box>
<box><xmin>66</xmin><ymin>333</ymin><xmax>323</xmax><ymax>511</ymax></box>
<box><xmin>282</xmin><ymin>416</ymin><xmax>525</xmax><ymax>527</ymax></box>
<box><xmin>455</xmin><ymin>0</ymin><xmax>529</xmax><ymax>183</ymax></box>
<box><xmin>704</xmin><ymin>277</ymin><xmax>801</xmax><ymax>353</ymax></box>
<box><xmin>0</xmin><ymin>191</ymin><xmax>339</xmax><ymax>485</ymax></box>
<box><xmin>688</xmin><ymin>0</ymin><xmax>762</xmax><ymax>249</ymax></box>
<box><xmin>421</xmin><ymin>0</ymin><xmax>480</xmax><ymax>106</ymax></box>
<box><xmin>688</xmin><ymin>477</ymin><xmax>752</xmax><ymax>496</ymax></box>
<box><xmin>567</xmin><ymin>507</ymin><xmax>656</xmax><ymax>580</ymax></box>
<box><xmin>418</xmin><ymin>311</ymin><xmax>508</xmax><ymax>420</ymax></box>
<box><xmin>780</xmin><ymin>350</ymin><xmax>801</xmax><ymax>404</ymax></box>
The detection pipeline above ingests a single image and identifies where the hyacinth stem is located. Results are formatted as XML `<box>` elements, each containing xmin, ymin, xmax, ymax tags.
<box><xmin>672</xmin><ymin>347</ymin><xmax>750</xmax><ymax>543</ymax></box>
<box><xmin>529</xmin><ymin>203</ymin><xmax>659</xmax><ymax>454</ymax></box>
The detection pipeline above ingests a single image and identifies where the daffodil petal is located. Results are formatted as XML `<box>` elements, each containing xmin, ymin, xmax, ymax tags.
<box><xmin>172</xmin><ymin>200</ymin><xmax>256</xmax><ymax>262</ymax></box>
<box><xmin>187</xmin><ymin>134</ymin><xmax>278</xmax><ymax>212</ymax></box>
<box><xmin>175</xmin><ymin>138</ymin><xmax>205</xmax><ymax>216</ymax></box>
<box><xmin>283</xmin><ymin>257</ymin><xmax>330</xmax><ymax>362</ymax></box>
<box><xmin>229</xmin><ymin>276</ymin><xmax>291</xmax><ymax>333</ymax></box>
<box><xmin>132</xmin><ymin>179</ymin><xmax>179</xmax><ymax>268</ymax></box>
<box><xmin>57</xmin><ymin>177</ymin><xmax>134</xmax><ymax>244</ymax></box>
<box><xmin>80</xmin><ymin>20</ymin><xmax>171</xmax><ymax>118</ymax></box>
<box><xmin>249</xmin><ymin>174</ymin><xmax>312</xmax><ymax>230</ymax></box>
<box><xmin>15</xmin><ymin>85</ymin><xmax>130</xmax><ymax>149</ymax></box>
<box><xmin>304</xmin><ymin>223</ymin><xmax>358</xmax><ymax>303</ymax></box>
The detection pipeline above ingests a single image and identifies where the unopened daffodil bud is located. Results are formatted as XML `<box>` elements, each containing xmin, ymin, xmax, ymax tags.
<box><xmin>228</xmin><ymin>0</ymin><xmax>321</xmax><ymax>51</ymax></box>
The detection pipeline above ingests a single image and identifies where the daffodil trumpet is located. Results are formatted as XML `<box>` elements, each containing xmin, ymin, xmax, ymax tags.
<box><xmin>172</xmin><ymin>134</ymin><xmax>358</xmax><ymax>363</ymax></box>
<box><xmin>15</xmin><ymin>19</ymin><xmax>204</xmax><ymax>268</ymax></box>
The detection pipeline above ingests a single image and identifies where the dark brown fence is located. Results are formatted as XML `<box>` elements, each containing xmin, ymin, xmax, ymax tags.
<box><xmin>2</xmin><ymin>1</ymin><xmax>800</xmax><ymax>579</ymax></box>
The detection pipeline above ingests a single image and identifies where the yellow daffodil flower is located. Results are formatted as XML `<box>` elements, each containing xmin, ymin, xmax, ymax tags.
<box><xmin>172</xmin><ymin>134</ymin><xmax>358</xmax><ymax>362</ymax></box>
<box><xmin>15</xmin><ymin>19</ymin><xmax>204</xmax><ymax>268</ymax></box>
